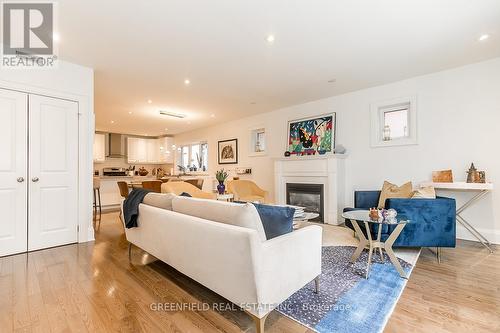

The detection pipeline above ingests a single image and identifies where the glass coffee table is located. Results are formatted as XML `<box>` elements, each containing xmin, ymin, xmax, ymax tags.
<box><xmin>342</xmin><ymin>210</ymin><xmax>409</xmax><ymax>279</ymax></box>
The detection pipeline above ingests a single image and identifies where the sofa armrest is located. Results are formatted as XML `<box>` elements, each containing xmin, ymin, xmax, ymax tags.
<box><xmin>254</xmin><ymin>225</ymin><xmax>322</xmax><ymax>317</ymax></box>
<box><xmin>385</xmin><ymin>197</ymin><xmax>456</xmax><ymax>247</ymax></box>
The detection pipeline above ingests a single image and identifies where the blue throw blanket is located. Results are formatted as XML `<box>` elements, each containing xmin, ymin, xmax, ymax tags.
<box><xmin>123</xmin><ymin>188</ymin><xmax>151</xmax><ymax>228</ymax></box>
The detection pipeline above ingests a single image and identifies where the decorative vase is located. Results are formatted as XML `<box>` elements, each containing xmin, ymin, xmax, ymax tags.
<box><xmin>217</xmin><ymin>181</ymin><xmax>225</xmax><ymax>195</ymax></box>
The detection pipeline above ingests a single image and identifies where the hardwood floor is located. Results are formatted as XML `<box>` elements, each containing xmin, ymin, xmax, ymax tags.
<box><xmin>0</xmin><ymin>212</ymin><xmax>498</xmax><ymax>332</ymax></box>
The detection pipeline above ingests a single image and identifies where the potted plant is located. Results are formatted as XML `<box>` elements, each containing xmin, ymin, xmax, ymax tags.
<box><xmin>177</xmin><ymin>165</ymin><xmax>187</xmax><ymax>175</ymax></box>
<box><xmin>215</xmin><ymin>169</ymin><xmax>229</xmax><ymax>194</ymax></box>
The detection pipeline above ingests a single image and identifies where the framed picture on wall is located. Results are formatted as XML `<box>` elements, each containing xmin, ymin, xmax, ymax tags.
<box><xmin>218</xmin><ymin>138</ymin><xmax>238</xmax><ymax>164</ymax></box>
<box><xmin>287</xmin><ymin>113</ymin><xmax>336</xmax><ymax>155</ymax></box>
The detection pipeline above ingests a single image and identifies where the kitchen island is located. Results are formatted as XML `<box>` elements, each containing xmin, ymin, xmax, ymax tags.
<box><xmin>98</xmin><ymin>175</ymin><xmax>215</xmax><ymax>211</ymax></box>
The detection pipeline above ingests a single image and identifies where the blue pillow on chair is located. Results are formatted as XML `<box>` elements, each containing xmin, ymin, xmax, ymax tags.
<box><xmin>251</xmin><ymin>203</ymin><xmax>295</xmax><ymax>240</ymax></box>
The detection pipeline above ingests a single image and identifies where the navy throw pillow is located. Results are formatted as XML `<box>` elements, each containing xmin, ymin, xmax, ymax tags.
<box><xmin>251</xmin><ymin>203</ymin><xmax>295</xmax><ymax>240</ymax></box>
<box><xmin>179</xmin><ymin>192</ymin><xmax>192</xmax><ymax>197</ymax></box>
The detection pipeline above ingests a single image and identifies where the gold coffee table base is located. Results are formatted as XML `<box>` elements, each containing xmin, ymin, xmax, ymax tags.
<box><xmin>348</xmin><ymin>219</ymin><xmax>408</xmax><ymax>279</ymax></box>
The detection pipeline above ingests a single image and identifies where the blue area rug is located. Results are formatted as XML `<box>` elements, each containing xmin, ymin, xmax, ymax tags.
<box><xmin>277</xmin><ymin>246</ymin><xmax>415</xmax><ymax>333</ymax></box>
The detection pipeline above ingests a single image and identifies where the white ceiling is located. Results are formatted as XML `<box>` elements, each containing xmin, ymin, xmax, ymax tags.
<box><xmin>57</xmin><ymin>0</ymin><xmax>500</xmax><ymax>136</ymax></box>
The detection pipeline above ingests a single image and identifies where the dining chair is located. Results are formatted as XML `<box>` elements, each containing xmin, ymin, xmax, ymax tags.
<box><xmin>117</xmin><ymin>181</ymin><xmax>130</xmax><ymax>198</ymax></box>
<box><xmin>117</xmin><ymin>181</ymin><xmax>130</xmax><ymax>222</ymax></box>
<box><xmin>142</xmin><ymin>180</ymin><xmax>162</xmax><ymax>193</ymax></box>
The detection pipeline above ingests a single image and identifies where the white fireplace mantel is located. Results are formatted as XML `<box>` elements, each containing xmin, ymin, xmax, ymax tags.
<box><xmin>274</xmin><ymin>154</ymin><xmax>346</xmax><ymax>225</ymax></box>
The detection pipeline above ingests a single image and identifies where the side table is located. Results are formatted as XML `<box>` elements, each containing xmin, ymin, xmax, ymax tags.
<box><xmin>216</xmin><ymin>193</ymin><xmax>234</xmax><ymax>202</ymax></box>
<box><xmin>420</xmin><ymin>181</ymin><xmax>494</xmax><ymax>253</ymax></box>
<box><xmin>342</xmin><ymin>210</ymin><xmax>409</xmax><ymax>279</ymax></box>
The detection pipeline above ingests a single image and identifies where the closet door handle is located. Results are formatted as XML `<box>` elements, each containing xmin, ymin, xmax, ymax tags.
<box><xmin>32</xmin><ymin>177</ymin><xmax>39</xmax><ymax>182</ymax></box>
<box><xmin>17</xmin><ymin>177</ymin><xmax>24</xmax><ymax>183</ymax></box>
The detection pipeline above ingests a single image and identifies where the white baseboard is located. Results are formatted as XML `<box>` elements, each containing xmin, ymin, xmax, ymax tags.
<box><xmin>456</xmin><ymin>225</ymin><xmax>500</xmax><ymax>245</ymax></box>
<box><xmin>86</xmin><ymin>226</ymin><xmax>95</xmax><ymax>242</ymax></box>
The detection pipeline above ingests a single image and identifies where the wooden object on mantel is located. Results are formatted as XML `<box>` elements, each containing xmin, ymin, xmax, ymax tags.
<box><xmin>432</xmin><ymin>170</ymin><xmax>453</xmax><ymax>183</ymax></box>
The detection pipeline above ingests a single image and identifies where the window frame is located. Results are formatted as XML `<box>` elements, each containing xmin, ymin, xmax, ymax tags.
<box><xmin>179</xmin><ymin>141</ymin><xmax>209</xmax><ymax>172</ymax></box>
<box><xmin>249</xmin><ymin>126</ymin><xmax>267</xmax><ymax>157</ymax></box>
<box><xmin>370</xmin><ymin>96</ymin><xmax>417</xmax><ymax>148</ymax></box>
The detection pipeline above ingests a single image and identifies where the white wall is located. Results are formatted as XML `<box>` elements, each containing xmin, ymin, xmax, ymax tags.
<box><xmin>0</xmin><ymin>60</ymin><xmax>95</xmax><ymax>243</ymax></box>
<box><xmin>175</xmin><ymin>57</ymin><xmax>500</xmax><ymax>244</ymax></box>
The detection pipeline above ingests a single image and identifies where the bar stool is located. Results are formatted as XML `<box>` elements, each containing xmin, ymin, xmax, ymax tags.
<box><xmin>93</xmin><ymin>177</ymin><xmax>102</xmax><ymax>221</ymax></box>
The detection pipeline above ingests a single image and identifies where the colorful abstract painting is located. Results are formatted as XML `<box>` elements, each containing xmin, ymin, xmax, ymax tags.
<box><xmin>287</xmin><ymin>114</ymin><xmax>335</xmax><ymax>155</ymax></box>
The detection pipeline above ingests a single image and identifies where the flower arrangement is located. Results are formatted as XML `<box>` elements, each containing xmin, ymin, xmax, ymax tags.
<box><xmin>215</xmin><ymin>169</ymin><xmax>229</xmax><ymax>183</ymax></box>
<box><xmin>215</xmin><ymin>169</ymin><xmax>229</xmax><ymax>195</ymax></box>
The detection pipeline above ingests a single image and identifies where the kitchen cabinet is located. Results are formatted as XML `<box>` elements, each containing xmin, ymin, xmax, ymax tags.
<box><xmin>159</xmin><ymin>137</ymin><xmax>174</xmax><ymax>163</ymax></box>
<box><xmin>99</xmin><ymin>176</ymin><xmax>131</xmax><ymax>208</ymax></box>
<box><xmin>146</xmin><ymin>139</ymin><xmax>159</xmax><ymax>163</ymax></box>
<box><xmin>128</xmin><ymin>137</ymin><xmax>173</xmax><ymax>164</ymax></box>
<box><xmin>127</xmin><ymin>137</ymin><xmax>148</xmax><ymax>163</ymax></box>
<box><xmin>99</xmin><ymin>176</ymin><xmax>158</xmax><ymax>209</ymax></box>
<box><xmin>127</xmin><ymin>137</ymin><xmax>138</xmax><ymax>163</ymax></box>
<box><xmin>93</xmin><ymin>133</ymin><xmax>106</xmax><ymax>162</ymax></box>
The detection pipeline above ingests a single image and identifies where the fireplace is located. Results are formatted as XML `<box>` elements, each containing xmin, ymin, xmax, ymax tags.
<box><xmin>286</xmin><ymin>183</ymin><xmax>324</xmax><ymax>223</ymax></box>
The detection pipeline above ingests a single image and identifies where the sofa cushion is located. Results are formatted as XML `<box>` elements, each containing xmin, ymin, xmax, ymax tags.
<box><xmin>412</xmin><ymin>186</ymin><xmax>436</xmax><ymax>199</ymax></box>
<box><xmin>251</xmin><ymin>203</ymin><xmax>295</xmax><ymax>240</ymax></box>
<box><xmin>142</xmin><ymin>192</ymin><xmax>176</xmax><ymax>210</ymax></box>
<box><xmin>171</xmin><ymin>196</ymin><xmax>267</xmax><ymax>241</ymax></box>
<box><xmin>378</xmin><ymin>181</ymin><xmax>413</xmax><ymax>208</ymax></box>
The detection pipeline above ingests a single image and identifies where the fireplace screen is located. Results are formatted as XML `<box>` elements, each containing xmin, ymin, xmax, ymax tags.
<box><xmin>286</xmin><ymin>183</ymin><xmax>324</xmax><ymax>222</ymax></box>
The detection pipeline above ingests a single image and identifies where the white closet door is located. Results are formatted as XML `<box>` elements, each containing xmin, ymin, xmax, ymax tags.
<box><xmin>0</xmin><ymin>89</ymin><xmax>28</xmax><ymax>257</ymax></box>
<box><xmin>28</xmin><ymin>95</ymin><xmax>79</xmax><ymax>251</ymax></box>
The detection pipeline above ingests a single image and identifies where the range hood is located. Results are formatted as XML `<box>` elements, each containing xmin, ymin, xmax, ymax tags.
<box><xmin>106</xmin><ymin>133</ymin><xmax>127</xmax><ymax>158</ymax></box>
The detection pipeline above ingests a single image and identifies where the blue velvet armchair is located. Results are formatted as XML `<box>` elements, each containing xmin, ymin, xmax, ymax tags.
<box><xmin>343</xmin><ymin>191</ymin><xmax>456</xmax><ymax>248</ymax></box>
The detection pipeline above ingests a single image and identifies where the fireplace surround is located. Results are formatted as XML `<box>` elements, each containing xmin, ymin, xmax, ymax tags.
<box><xmin>274</xmin><ymin>155</ymin><xmax>346</xmax><ymax>225</ymax></box>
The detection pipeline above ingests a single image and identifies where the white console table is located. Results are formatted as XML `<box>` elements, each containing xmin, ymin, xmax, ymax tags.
<box><xmin>420</xmin><ymin>182</ymin><xmax>494</xmax><ymax>253</ymax></box>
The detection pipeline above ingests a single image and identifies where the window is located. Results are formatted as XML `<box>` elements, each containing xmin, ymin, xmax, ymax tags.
<box><xmin>249</xmin><ymin>127</ymin><xmax>266</xmax><ymax>156</ymax></box>
<box><xmin>181</xmin><ymin>146</ymin><xmax>189</xmax><ymax>168</ymax></box>
<box><xmin>382</xmin><ymin>105</ymin><xmax>409</xmax><ymax>140</ymax></box>
<box><xmin>256</xmin><ymin>130</ymin><xmax>266</xmax><ymax>151</ymax></box>
<box><xmin>179</xmin><ymin>142</ymin><xmax>208</xmax><ymax>171</ymax></box>
<box><xmin>191</xmin><ymin>144</ymin><xmax>200</xmax><ymax>168</ymax></box>
<box><xmin>370</xmin><ymin>96</ymin><xmax>417</xmax><ymax>147</ymax></box>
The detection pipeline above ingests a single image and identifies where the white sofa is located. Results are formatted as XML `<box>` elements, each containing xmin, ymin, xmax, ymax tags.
<box><xmin>123</xmin><ymin>195</ymin><xmax>322</xmax><ymax>332</ymax></box>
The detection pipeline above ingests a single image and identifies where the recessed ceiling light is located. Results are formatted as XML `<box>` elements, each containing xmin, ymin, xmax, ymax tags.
<box><xmin>147</xmin><ymin>99</ymin><xmax>152</xmax><ymax>104</ymax></box>
<box><xmin>478</xmin><ymin>34</ymin><xmax>490</xmax><ymax>41</ymax></box>
<box><xmin>164</xmin><ymin>128</ymin><xmax>168</xmax><ymax>131</ymax></box>
<box><xmin>266</xmin><ymin>34</ymin><xmax>275</xmax><ymax>44</ymax></box>
<box><xmin>210</xmin><ymin>114</ymin><xmax>215</xmax><ymax>118</ymax></box>
<box><xmin>53</xmin><ymin>33</ymin><xmax>60</xmax><ymax>42</ymax></box>
<box><xmin>128</xmin><ymin>111</ymin><xmax>133</xmax><ymax>114</ymax></box>
<box><xmin>184</xmin><ymin>79</ymin><xmax>190</xmax><ymax>85</ymax></box>
<box><xmin>110</xmin><ymin>120</ymin><xmax>115</xmax><ymax>124</ymax></box>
